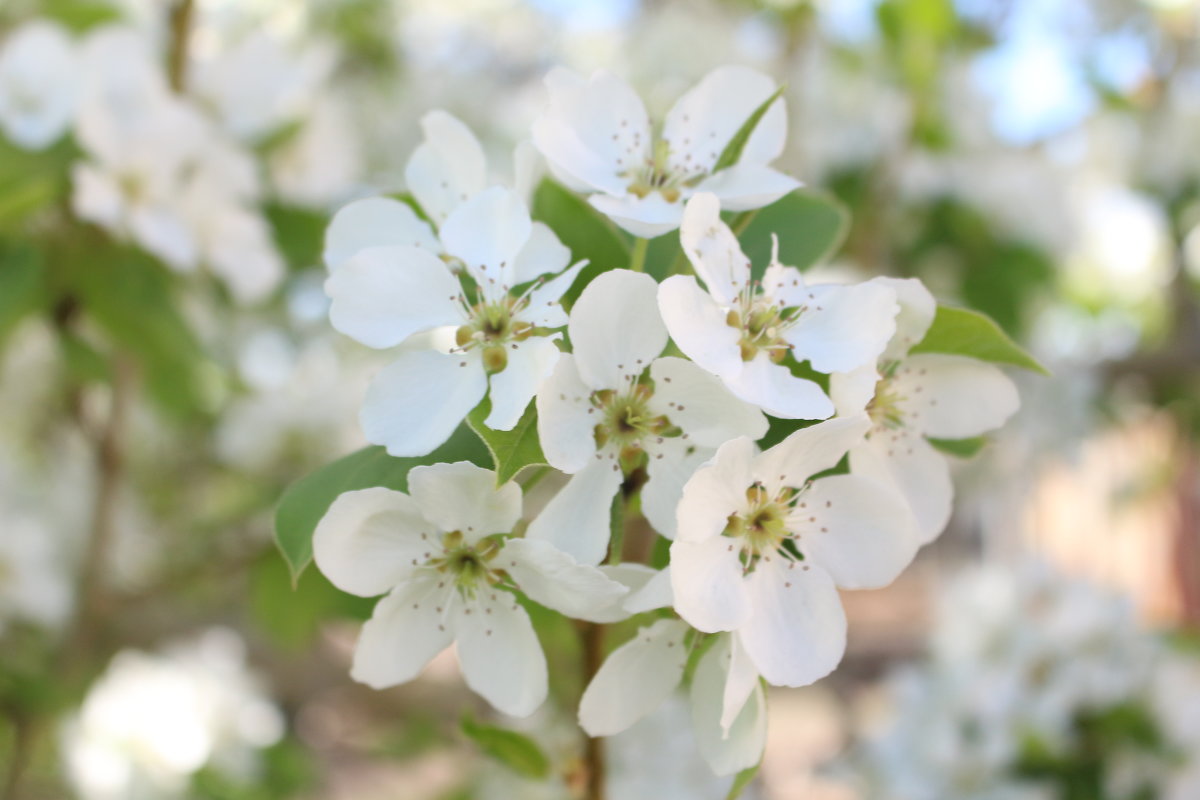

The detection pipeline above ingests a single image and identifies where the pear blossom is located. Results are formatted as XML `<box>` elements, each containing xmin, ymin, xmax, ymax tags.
<box><xmin>532</xmin><ymin>66</ymin><xmax>801</xmax><ymax>237</ymax></box>
<box><xmin>670</xmin><ymin>416</ymin><xmax>919</xmax><ymax>701</ymax></box>
<box><xmin>660</xmin><ymin>192</ymin><xmax>899</xmax><ymax>419</ymax></box>
<box><xmin>530</xmin><ymin>269</ymin><xmax>767</xmax><ymax>565</ymax></box>
<box><xmin>324</xmin><ymin>185</ymin><xmax>584</xmax><ymax>456</ymax></box>
<box><xmin>0</xmin><ymin>20</ymin><xmax>78</xmax><ymax>150</ymax></box>
<box><xmin>313</xmin><ymin>463</ymin><xmax>627</xmax><ymax>717</ymax></box>
<box><xmin>829</xmin><ymin>278</ymin><xmax>1020</xmax><ymax>541</ymax></box>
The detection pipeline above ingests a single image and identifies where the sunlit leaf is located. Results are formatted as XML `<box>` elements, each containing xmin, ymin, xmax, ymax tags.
<box><xmin>466</xmin><ymin>398</ymin><xmax>548</xmax><ymax>485</ymax></box>
<box><xmin>736</xmin><ymin>189</ymin><xmax>849</xmax><ymax>276</ymax></box>
<box><xmin>460</xmin><ymin>714</ymin><xmax>550</xmax><ymax>780</ymax></box>
<box><xmin>910</xmin><ymin>305</ymin><xmax>1048</xmax><ymax>374</ymax></box>
<box><xmin>711</xmin><ymin>85</ymin><xmax>785</xmax><ymax>173</ymax></box>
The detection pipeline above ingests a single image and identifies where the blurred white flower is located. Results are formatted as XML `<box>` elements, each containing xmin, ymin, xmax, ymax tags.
<box><xmin>62</xmin><ymin>628</ymin><xmax>284</xmax><ymax>800</ymax></box>
<box><xmin>0</xmin><ymin>515</ymin><xmax>73</xmax><ymax>634</ymax></box>
<box><xmin>269</xmin><ymin>96</ymin><xmax>362</xmax><ymax>209</ymax></box>
<box><xmin>0</xmin><ymin>20</ymin><xmax>78</xmax><ymax>149</ymax></box>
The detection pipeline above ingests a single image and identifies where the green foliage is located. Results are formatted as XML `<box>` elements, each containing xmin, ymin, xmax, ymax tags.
<box><xmin>712</xmin><ymin>86</ymin><xmax>786</xmax><ymax>173</ymax></box>
<box><xmin>459</xmin><ymin>714</ymin><xmax>550</xmax><ymax>780</ymax></box>
<box><xmin>911</xmin><ymin>305</ymin><xmax>1049</xmax><ymax>374</ymax></box>
<box><xmin>0</xmin><ymin>137</ymin><xmax>72</xmax><ymax>230</ymax></box>
<box><xmin>264</xmin><ymin>203</ymin><xmax>329</xmax><ymax>271</ymax></box>
<box><xmin>726</xmin><ymin>762</ymin><xmax>760</xmax><ymax>800</ymax></box>
<box><xmin>531</xmin><ymin>179</ymin><xmax>630</xmax><ymax>302</ymax></box>
<box><xmin>736</xmin><ymin>190</ymin><xmax>850</xmax><ymax>277</ymax></box>
<box><xmin>0</xmin><ymin>243</ymin><xmax>46</xmax><ymax>350</ymax></box>
<box><xmin>274</xmin><ymin>425</ymin><xmax>490</xmax><ymax>581</ymax></box>
<box><xmin>927</xmin><ymin>435</ymin><xmax>988</xmax><ymax>458</ymax></box>
<box><xmin>28</xmin><ymin>0</ymin><xmax>120</xmax><ymax>31</ymax></box>
<box><xmin>250</xmin><ymin>556</ymin><xmax>374</xmax><ymax>649</ymax></box>
<box><xmin>466</xmin><ymin>398</ymin><xmax>548</xmax><ymax>485</ymax></box>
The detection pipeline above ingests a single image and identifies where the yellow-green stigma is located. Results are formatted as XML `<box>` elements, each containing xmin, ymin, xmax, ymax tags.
<box><xmin>453</xmin><ymin>296</ymin><xmax>537</xmax><ymax>374</ymax></box>
<box><xmin>725</xmin><ymin>298</ymin><xmax>804</xmax><ymax>364</ymax></box>
<box><xmin>591</xmin><ymin>384</ymin><xmax>679</xmax><ymax>453</ymax></box>
<box><xmin>723</xmin><ymin>483</ymin><xmax>801</xmax><ymax>573</ymax></box>
<box><xmin>429</xmin><ymin>531</ymin><xmax>503</xmax><ymax>596</ymax></box>
<box><xmin>866</xmin><ymin>364</ymin><xmax>907</xmax><ymax>430</ymax></box>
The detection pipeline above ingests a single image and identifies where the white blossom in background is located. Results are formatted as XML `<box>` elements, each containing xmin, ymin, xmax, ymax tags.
<box><xmin>532</xmin><ymin>65</ymin><xmax>800</xmax><ymax>237</ymax></box>
<box><xmin>268</xmin><ymin>95</ymin><xmax>362</xmax><ymax>209</ymax></box>
<box><xmin>324</xmin><ymin>185</ymin><xmax>582</xmax><ymax>456</ymax></box>
<box><xmin>670</xmin><ymin>417</ymin><xmax>919</xmax><ymax>721</ymax></box>
<box><xmin>0</xmin><ymin>20</ymin><xmax>78</xmax><ymax>150</ymax></box>
<box><xmin>830</xmin><ymin>278</ymin><xmax>1020</xmax><ymax>541</ymax></box>
<box><xmin>313</xmin><ymin>463</ymin><xmax>627</xmax><ymax>717</ymax></box>
<box><xmin>660</xmin><ymin>192</ymin><xmax>898</xmax><ymax>419</ymax></box>
<box><xmin>531</xmin><ymin>269</ymin><xmax>767</xmax><ymax>565</ymax></box>
<box><xmin>0</xmin><ymin>514</ymin><xmax>73</xmax><ymax>635</ymax></box>
<box><xmin>62</xmin><ymin>628</ymin><xmax>284</xmax><ymax>800</ymax></box>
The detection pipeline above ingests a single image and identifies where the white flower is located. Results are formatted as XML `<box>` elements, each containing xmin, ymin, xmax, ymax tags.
<box><xmin>62</xmin><ymin>629</ymin><xmax>284</xmax><ymax>800</ymax></box>
<box><xmin>324</xmin><ymin>185</ymin><xmax>583</xmax><ymax>456</ymax></box>
<box><xmin>529</xmin><ymin>269</ymin><xmax>767</xmax><ymax>565</ymax></box>
<box><xmin>829</xmin><ymin>278</ymin><xmax>1020</xmax><ymax>541</ymax></box>
<box><xmin>670</xmin><ymin>417</ymin><xmax>919</xmax><ymax>702</ymax></box>
<box><xmin>660</xmin><ymin>192</ymin><xmax>899</xmax><ymax>419</ymax></box>
<box><xmin>0</xmin><ymin>20</ymin><xmax>77</xmax><ymax>150</ymax></box>
<box><xmin>313</xmin><ymin>462</ymin><xmax>627</xmax><ymax>717</ymax></box>
<box><xmin>268</xmin><ymin>95</ymin><xmax>362</xmax><ymax>208</ymax></box>
<box><xmin>578</xmin><ymin>620</ymin><xmax>767</xmax><ymax>777</ymax></box>
<box><xmin>532</xmin><ymin>65</ymin><xmax>800</xmax><ymax>237</ymax></box>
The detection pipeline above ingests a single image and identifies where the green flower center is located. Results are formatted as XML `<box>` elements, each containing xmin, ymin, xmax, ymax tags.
<box><xmin>428</xmin><ymin>531</ymin><xmax>504</xmax><ymax>596</ymax></box>
<box><xmin>723</xmin><ymin>483</ymin><xmax>805</xmax><ymax>573</ymax></box>
<box><xmin>725</xmin><ymin>296</ymin><xmax>808</xmax><ymax>363</ymax></box>
<box><xmin>865</xmin><ymin>362</ymin><xmax>907</xmax><ymax>430</ymax></box>
<box><xmin>454</xmin><ymin>297</ymin><xmax>537</xmax><ymax>373</ymax></box>
<box><xmin>591</xmin><ymin>384</ymin><xmax>679</xmax><ymax>454</ymax></box>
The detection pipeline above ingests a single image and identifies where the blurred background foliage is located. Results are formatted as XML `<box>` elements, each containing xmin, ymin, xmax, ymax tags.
<box><xmin>0</xmin><ymin>0</ymin><xmax>1198</xmax><ymax>798</ymax></box>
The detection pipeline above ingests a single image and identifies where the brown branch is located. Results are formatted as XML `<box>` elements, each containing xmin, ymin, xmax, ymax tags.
<box><xmin>166</xmin><ymin>0</ymin><xmax>195</xmax><ymax>93</ymax></box>
<box><xmin>580</xmin><ymin>622</ymin><xmax>607</xmax><ymax>800</ymax></box>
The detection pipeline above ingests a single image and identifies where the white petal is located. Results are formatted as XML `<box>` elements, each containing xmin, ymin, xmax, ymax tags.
<box><xmin>350</xmin><ymin>578</ymin><xmax>453</xmax><ymax>689</ymax></box>
<box><xmin>323</xmin><ymin>197</ymin><xmax>440</xmax><ymax>271</ymax></box>
<box><xmin>511</xmin><ymin>221</ymin><xmax>571</xmax><ymax>286</ymax></box>
<box><xmin>679</xmin><ymin>192</ymin><xmax>750</xmax><ymax>305</ymax></box>
<box><xmin>588</xmin><ymin>192</ymin><xmax>684</xmax><ymax>238</ymax></box>
<box><xmin>525</xmin><ymin>459</ymin><xmax>623</xmax><ymax>566</ymax></box>
<box><xmin>360</xmin><ymin>350</ymin><xmax>488</xmax><ymax>457</ymax></box>
<box><xmin>738</xmin><ymin>559</ymin><xmax>846</xmax><ymax>687</ymax></box>
<box><xmin>500</xmin><ymin>537</ymin><xmax>628</xmax><ymax>621</ymax></box>
<box><xmin>130</xmin><ymin>204</ymin><xmax>197</xmax><ymax>271</ymax></box>
<box><xmin>698</xmin><ymin>163</ymin><xmax>800</xmax><ymax>212</ymax></box>
<box><xmin>404</xmin><ymin>109</ymin><xmax>487</xmax><ymax>224</ymax></box>
<box><xmin>691</xmin><ymin>635</ymin><xmax>767</xmax><ymax>776</ymax></box>
<box><xmin>893</xmin><ymin>353</ymin><xmax>1019</xmax><ymax>439</ymax></box>
<box><xmin>313</xmin><ymin>487</ymin><xmax>432</xmax><ymax>597</ymax></box>
<box><xmin>663</xmin><ymin>65</ymin><xmax>785</xmax><ymax>175</ymax></box>
<box><xmin>623</xmin><ymin>566</ymin><xmax>674</xmax><ymax>614</ymax></box>
<box><xmin>785</xmin><ymin>280</ymin><xmax>899</xmax><ymax>374</ymax></box>
<box><xmin>512</xmin><ymin>138</ymin><xmax>542</xmax><ymax>204</ymax></box>
<box><xmin>485</xmin><ymin>336</ymin><xmax>561</xmax><ymax>430</ymax></box>
<box><xmin>828</xmin><ymin>364</ymin><xmax>878</xmax><ymax>417</ymax></box>
<box><xmin>657</xmin><ymin>275</ymin><xmax>742</xmax><ymax>379</ymax></box>
<box><xmin>587</xmin><ymin>564</ymin><xmax>659</xmax><ymax>623</ymax></box>
<box><xmin>569</xmin><ymin>269</ymin><xmax>667</xmax><ymax>390</ymax></box>
<box><xmin>724</xmin><ymin>352</ymin><xmax>833</xmax><ymax>420</ymax></box>
<box><xmin>531</xmin><ymin>67</ymin><xmax>649</xmax><ymax>195</ymax></box>
<box><xmin>873</xmin><ymin>276</ymin><xmax>936</xmax><ymax>361</ymax></box>
<box><xmin>849</xmin><ymin>434</ymin><xmax>953</xmax><ymax>544</ymax></box>
<box><xmin>723</xmin><ymin>635</ymin><xmax>759</xmax><ymax>733</ymax></box>
<box><xmin>676</xmin><ymin>436</ymin><xmax>757</xmax><ymax>544</ymax></box>
<box><xmin>455</xmin><ymin>590</ymin><xmax>547</xmax><ymax>717</ymax></box>
<box><xmin>753</xmin><ymin>414</ymin><xmax>871</xmax><ymax>496</ymax></box>
<box><xmin>641</xmin><ymin>439</ymin><xmax>713</xmax><ymax>540</ymax></box>
<box><xmin>578</xmin><ymin>619</ymin><xmax>689</xmax><ymax>736</ymax></box>
<box><xmin>535</xmin><ymin>354</ymin><xmax>597</xmax><ymax>473</ymax></box>
<box><xmin>325</xmin><ymin>245</ymin><xmax>462</xmax><ymax>349</ymax></box>
<box><xmin>791</xmin><ymin>474</ymin><xmax>920</xmax><ymax>589</ymax></box>
<box><xmin>648</xmin><ymin>356</ymin><xmax>767</xmax><ymax>448</ymax></box>
<box><xmin>439</xmin><ymin>186</ymin><xmax>532</xmax><ymax>293</ymax></box>
<box><xmin>0</xmin><ymin>21</ymin><xmax>77</xmax><ymax>150</ymax></box>
<box><xmin>670</xmin><ymin>536</ymin><xmax>749</xmax><ymax>632</ymax></box>
<box><xmin>71</xmin><ymin>162</ymin><xmax>123</xmax><ymax>229</ymax></box>
<box><xmin>408</xmin><ymin>461</ymin><xmax>522</xmax><ymax>541</ymax></box>
<box><xmin>520</xmin><ymin>260</ymin><xmax>586</xmax><ymax>328</ymax></box>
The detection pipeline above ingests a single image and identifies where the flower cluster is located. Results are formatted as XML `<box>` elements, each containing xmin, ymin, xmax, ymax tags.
<box><xmin>310</xmin><ymin>65</ymin><xmax>1023</xmax><ymax>776</ymax></box>
<box><xmin>847</xmin><ymin>563</ymin><xmax>1200</xmax><ymax>800</ymax></box>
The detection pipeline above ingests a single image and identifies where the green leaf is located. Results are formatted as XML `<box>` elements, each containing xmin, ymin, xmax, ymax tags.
<box><xmin>459</xmin><ymin>715</ymin><xmax>550</xmax><ymax>780</ymax></box>
<box><xmin>712</xmin><ymin>85</ymin><xmax>786</xmax><ymax>173</ymax></box>
<box><xmin>726</xmin><ymin>762</ymin><xmax>760</xmax><ymax>800</ymax></box>
<box><xmin>910</xmin><ymin>305</ymin><xmax>1049</xmax><ymax>374</ymax></box>
<box><xmin>466</xmin><ymin>398</ymin><xmax>548</xmax><ymax>485</ymax></box>
<box><xmin>0</xmin><ymin>244</ymin><xmax>45</xmax><ymax>350</ymax></box>
<box><xmin>927</xmin><ymin>435</ymin><xmax>988</xmax><ymax>458</ymax></box>
<box><xmin>531</xmin><ymin>179</ymin><xmax>630</xmax><ymax>302</ymax></box>
<box><xmin>264</xmin><ymin>203</ymin><xmax>328</xmax><ymax>270</ymax></box>
<box><xmin>736</xmin><ymin>189</ymin><xmax>850</xmax><ymax>276</ymax></box>
<box><xmin>273</xmin><ymin>424</ymin><xmax>490</xmax><ymax>581</ymax></box>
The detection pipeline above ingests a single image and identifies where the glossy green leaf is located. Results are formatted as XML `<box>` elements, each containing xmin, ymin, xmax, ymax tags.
<box><xmin>466</xmin><ymin>398</ymin><xmax>548</xmax><ymax>485</ymax></box>
<box><xmin>460</xmin><ymin>715</ymin><xmax>550</xmax><ymax>780</ymax></box>
<box><xmin>274</xmin><ymin>424</ymin><xmax>490</xmax><ymax>581</ymax></box>
<box><xmin>910</xmin><ymin>305</ymin><xmax>1049</xmax><ymax>374</ymax></box>
<box><xmin>531</xmin><ymin>179</ymin><xmax>630</xmax><ymax>302</ymax></box>
<box><xmin>712</xmin><ymin>85</ymin><xmax>786</xmax><ymax>173</ymax></box>
<box><xmin>926</xmin><ymin>435</ymin><xmax>988</xmax><ymax>458</ymax></box>
<box><xmin>736</xmin><ymin>189</ymin><xmax>850</xmax><ymax>276</ymax></box>
<box><xmin>0</xmin><ymin>244</ymin><xmax>45</xmax><ymax>349</ymax></box>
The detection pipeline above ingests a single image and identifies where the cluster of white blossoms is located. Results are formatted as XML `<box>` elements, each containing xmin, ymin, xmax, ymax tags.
<box><xmin>312</xmin><ymin>65</ymin><xmax>1022</xmax><ymax>775</ymax></box>
<box><xmin>849</xmin><ymin>563</ymin><xmax>1200</xmax><ymax>800</ymax></box>
<box><xmin>0</xmin><ymin>18</ymin><xmax>360</xmax><ymax>303</ymax></box>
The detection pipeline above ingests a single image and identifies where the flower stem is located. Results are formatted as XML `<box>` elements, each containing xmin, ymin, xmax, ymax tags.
<box><xmin>629</xmin><ymin>237</ymin><xmax>649</xmax><ymax>273</ymax></box>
